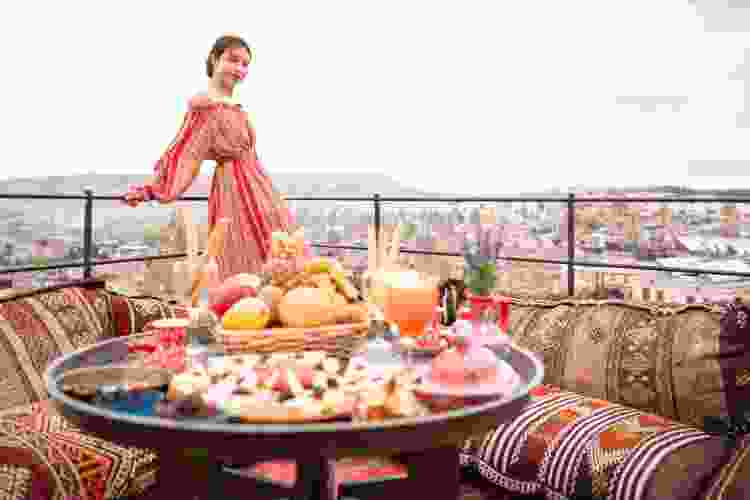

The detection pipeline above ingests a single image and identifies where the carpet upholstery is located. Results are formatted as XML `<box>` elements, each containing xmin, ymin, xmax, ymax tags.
<box><xmin>108</xmin><ymin>294</ymin><xmax>188</xmax><ymax>337</ymax></box>
<box><xmin>2</xmin><ymin>400</ymin><xmax>158</xmax><ymax>500</ymax></box>
<box><xmin>1</xmin><ymin>286</ymin><xmax>749</xmax><ymax>500</ymax></box>
<box><xmin>0</xmin><ymin>288</ymin><xmax>111</xmax><ymax>414</ymax></box>
<box><xmin>508</xmin><ymin>299</ymin><xmax>748</xmax><ymax>429</ymax></box>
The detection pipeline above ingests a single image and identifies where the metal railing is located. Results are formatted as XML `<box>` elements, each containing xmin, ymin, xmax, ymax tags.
<box><xmin>2</xmin><ymin>188</ymin><xmax>750</xmax><ymax>297</ymax></box>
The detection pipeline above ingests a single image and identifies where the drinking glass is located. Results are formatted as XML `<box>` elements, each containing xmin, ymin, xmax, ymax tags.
<box><xmin>150</xmin><ymin>318</ymin><xmax>188</xmax><ymax>347</ymax></box>
<box><xmin>383</xmin><ymin>273</ymin><xmax>439</xmax><ymax>338</ymax></box>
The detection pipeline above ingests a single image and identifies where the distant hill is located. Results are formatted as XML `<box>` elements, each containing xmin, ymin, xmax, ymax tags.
<box><xmin>1</xmin><ymin>174</ymin><xmax>747</xmax><ymax>201</ymax></box>
<box><xmin>0</xmin><ymin>173</ymin><xmax>451</xmax><ymax>242</ymax></box>
<box><xmin>0</xmin><ymin>172</ymin><xmax>448</xmax><ymax>198</ymax></box>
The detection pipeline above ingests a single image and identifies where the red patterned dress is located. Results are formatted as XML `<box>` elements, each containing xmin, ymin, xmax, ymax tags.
<box><xmin>147</xmin><ymin>97</ymin><xmax>291</xmax><ymax>281</ymax></box>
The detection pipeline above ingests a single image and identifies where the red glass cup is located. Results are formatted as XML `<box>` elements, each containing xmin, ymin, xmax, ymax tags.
<box><xmin>149</xmin><ymin>318</ymin><xmax>188</xmax><ymax>348</ymax></box>
<box><xmin>493</xmin><ymin>295</ymin><xmax>511</xmax><ymax>333</ymax></box>
<box><xmin>142</xmin><ymin>318</ymin><xmax>189</xmax><ymax>370</ymax></box>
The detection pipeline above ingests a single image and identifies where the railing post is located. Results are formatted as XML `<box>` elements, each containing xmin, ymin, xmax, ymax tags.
<box><xmin>82</xmin><ymin>187</ymin><xmax>94</xmax><ymax>279</ymax></box>
<box><xmin>373</xmin><ymin>193</ymin><xmax>381</xmax><ymax>257</ymax></box>
<box><xmin>567</xmin><ymin>193</ymin><xmax>575</xmax><ymax>297</ymax></box>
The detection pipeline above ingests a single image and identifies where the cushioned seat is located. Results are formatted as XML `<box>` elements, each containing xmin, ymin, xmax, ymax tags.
<box><xmin>460</xmin><ymin>385</ymin><xmax>732</xmax><ymax>500</ymax></box>
<box><xmin>0</xmin><ymin>418</ymin><xmax>84</xmax><ymax>500</ymax></box>
<box><xmin>2</xmin><ymin>400</ymin><xmax>158</xmax><ymax>500</ymax></box>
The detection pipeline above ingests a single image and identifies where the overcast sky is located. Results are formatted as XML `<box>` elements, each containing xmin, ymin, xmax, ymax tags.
<box><xmin>3</xmin><ymin>1</ymin><xmax>750</xmax><ymax>195</ymax></box>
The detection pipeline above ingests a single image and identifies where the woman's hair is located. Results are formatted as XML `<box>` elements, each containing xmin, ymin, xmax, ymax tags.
<box><xmin>206</xmin><ymin>35</ymin><xmax>252</xmax><ymax>78</ymax></box>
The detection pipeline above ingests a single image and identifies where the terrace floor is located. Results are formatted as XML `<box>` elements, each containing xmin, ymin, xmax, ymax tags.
<box><xmin>132</xmin><ymin>469</ymin><xmax>539</xmax><ymax>500</ymax></box>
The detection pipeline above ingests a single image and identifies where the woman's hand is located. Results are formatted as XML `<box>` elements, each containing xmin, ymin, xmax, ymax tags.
<box><xmin>123</xmin><ymin>190</ymin><xmax>144</xmax><ymax>207</ymax></box>
<box><xmin>122</xmin><ymin>184</ymin><xmax>153</xmax><ymax>207</ymax></box>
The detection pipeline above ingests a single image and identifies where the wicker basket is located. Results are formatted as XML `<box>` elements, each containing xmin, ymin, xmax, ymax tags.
<box><xmin>214</xmin><ymin>321</ymin><xmax>370</xmax><ymax>358</ymax></box>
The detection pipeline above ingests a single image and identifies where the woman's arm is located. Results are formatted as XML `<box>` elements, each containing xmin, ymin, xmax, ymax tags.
<box><xmin>125</xmin><ymin>106</ymin><xmax>215</xmax><ymax>206</ymax></box>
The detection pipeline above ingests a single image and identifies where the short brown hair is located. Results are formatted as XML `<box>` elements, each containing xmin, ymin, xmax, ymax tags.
<box><xmin>206</xmin><ymin>35</ymin><xmax>252</xmax><ymax>78</ymax></box>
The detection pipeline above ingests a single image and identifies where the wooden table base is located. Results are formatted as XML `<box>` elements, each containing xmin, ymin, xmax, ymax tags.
<box><xmin>148</xmin><ymin>449</ymin><xmax>225</xmax><ymax>500</ymax></box>
<box><xmin>398</xmin><ymin>446</ymin><xmax>461</xmax><ymax>500</ymax></box>
<box><xmin>150</xmin><ymin>447</ymin><xmax>460</xmax><ymax>500</ymax></box>
<box><xmin>292</xmin><ymin>457</ymin><xmax>338</xmax><ymax>500</ymax></box>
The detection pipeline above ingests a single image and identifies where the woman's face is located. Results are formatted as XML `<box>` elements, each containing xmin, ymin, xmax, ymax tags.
<box><xmin>213</xmin><ymin>46</ymin><xmax>251</xmax><ymax>89</ymax></box>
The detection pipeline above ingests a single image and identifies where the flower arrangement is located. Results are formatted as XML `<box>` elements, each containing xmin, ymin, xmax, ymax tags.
<box><xmin>460</xmin><ymin>223</ymin><xmax>502</xmax><ymax>296</ymax></box>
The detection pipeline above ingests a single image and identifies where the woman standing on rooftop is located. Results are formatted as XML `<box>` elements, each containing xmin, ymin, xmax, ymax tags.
<box><xmin>124</xmin><ymin>34</ymin><xmax>292</xmax><ymax>280</ymax></box>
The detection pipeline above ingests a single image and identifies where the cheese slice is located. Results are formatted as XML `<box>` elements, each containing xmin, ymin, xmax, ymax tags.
<box><xmin>321</xmin><ymin>357</ymin><xmax>340</xmax><ymax>374</ymax></box>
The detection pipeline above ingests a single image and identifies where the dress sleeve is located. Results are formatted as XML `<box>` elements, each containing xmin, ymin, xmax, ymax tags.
<box><xmin>149</xmin><ymin>109</ymin><xmax>216</xmax><ymax>203</ymax></box>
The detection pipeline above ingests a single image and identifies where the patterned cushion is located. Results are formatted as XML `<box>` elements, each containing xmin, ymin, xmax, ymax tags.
<box><xmin>598</xmin><ymin>303</ymin><xmax>745</xmax><ymax>429</ymax></box>
<box><xmin>79</xmin><ymin>288</ymin><xmax>118</xmax><ymax>340</ymax></box>
<box><xmin>506</xmin><ymin>301</ymin><xmax>541</xmax><ymax>340</ymax></box>
<box><xmin>507</xmin><ymin>303</ymin><xmax>578</xmax><ymax>387</ymax></box>
<box><xmin>671</xmin><ymin>304</ymin><xmax>749</xmax><ymax>428</ymax></box>
<box><xmin>702</xmin><ymin>434</ymin><xmax>750</xmax><ymax>500</ymax></box>
<box><xmin>556</xmin><ymin>303</ymin><xmax>676</xmax><ymax>420</ymax></box>
<box><xmin>0</xmin><ymin>288</ymin><xmax>110</xmax><ymax>413</ymax></box>
<box><xmin>109</xmin><ymin>294</ymin><xmax>188</xmax><ymax>337</ymax></box>
<box><xmin>2</xmin><ymin>400</ymin><xmax>158</xmax><ymax>500</ymax></box>
<box><xmin>507</xmin><ymin>299</ymin><xmax>748</xmax><ymax>430</ymax></box>
<box><xmin>0</xmin><ymin>418</ymin><xmax>84</xmax><ymax>500</ymax></box>
<box><xmin>461</xmin><ymin>385</ymin><xmax>730</xmax><ymax>500</ymax></box>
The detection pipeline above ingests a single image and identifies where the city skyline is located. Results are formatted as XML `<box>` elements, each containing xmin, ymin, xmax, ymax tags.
<box><xmin>4</xmin><ymin>181</ymin><xmax>750</xmax><ymax>304</ymax></box>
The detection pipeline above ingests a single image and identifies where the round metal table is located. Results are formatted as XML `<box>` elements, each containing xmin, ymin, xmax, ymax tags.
<box><xmin>45</xmin><ymin>333</ymin><xmax>543</xmax><ymax>500</ymax></box>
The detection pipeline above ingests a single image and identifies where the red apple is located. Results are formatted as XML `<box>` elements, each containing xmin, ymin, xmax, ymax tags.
<box><xmin>209</xmin><ymin>301</ymin><xmax>232</xmax><ymax>318</ymax></box>
<box><xmin>209</xmin><ymin>273</ymin><xmax>262</xmax><ymax>317</ymax></box>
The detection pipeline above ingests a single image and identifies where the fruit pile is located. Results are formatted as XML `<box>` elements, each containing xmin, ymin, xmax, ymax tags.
<box><xmin>209</xmin><ymin>229</ymin><xmax>368</xmax><ymax>331</ymax></box>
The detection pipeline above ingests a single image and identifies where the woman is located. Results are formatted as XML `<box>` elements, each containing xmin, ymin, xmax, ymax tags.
<box><xmin>124</xmin><ymin>34</ymin><xmax>292</xmax><ymax>281</ymax></box>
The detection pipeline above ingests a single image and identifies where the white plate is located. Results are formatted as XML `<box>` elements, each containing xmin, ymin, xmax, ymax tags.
<box><xmin>414</xmin><ymin>359</ymin><xmax>522</xmax><ymax>398</ymax></box>
<box><xmin>396</xmin><ymin>338</ymin><xmax>448</xmax><ymax>355</ymax></box>
<box><xmin>473</xmin><ymin>334</ymin><xmax>512</xmax><ymax>349</ymax></box>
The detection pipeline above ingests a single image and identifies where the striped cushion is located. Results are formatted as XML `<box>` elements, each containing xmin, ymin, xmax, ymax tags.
<box><xmin>461</xmin><ymin>385</ymin><xmax>730</xmax><ymax>500</ymax></box>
